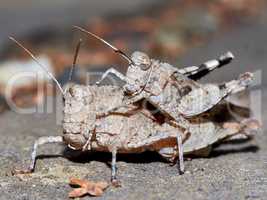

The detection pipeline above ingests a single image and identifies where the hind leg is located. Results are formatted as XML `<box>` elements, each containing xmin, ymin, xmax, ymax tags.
<box><xmin>179</xmin><ymin>51</ymin><xmax>234</xmax><ymax>80</ymax></box>
<box><xmin>12</xmin><ymin>136</ymin><xmax>63</xmax><ymax>175</ymax></box>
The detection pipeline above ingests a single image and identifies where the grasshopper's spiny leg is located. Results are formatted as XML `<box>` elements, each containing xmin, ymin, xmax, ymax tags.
<box><xmin>177</xmin><ymin>134</ymin><xmax>185</xmax><ymax>174</ymax></box>
<box><xmin>179</xmin><ymin>51</ymin><xmax>234</xmax><ymax>80</ymax></box>
<box><xmin>12</xmin><ymin>136</ymin><xmax>63</xmax><ymax>174</ymax></box>
<box><xmin>111</xmin><ymin>149</ymin><xmax>120</xmax><ymax>186</ymax></box>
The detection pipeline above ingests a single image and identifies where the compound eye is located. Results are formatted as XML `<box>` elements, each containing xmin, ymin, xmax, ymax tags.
<box><xmin>69</xmin><ymin>86</ymin><xmax>83</xmax><ymax>100</ymax></box>
<box><xmin>69</xmin><ymin>87</ymin><xmax>74</xmax><ymax>97</ymax></box>
<box><xmin>139</xmin><ymin>62</ymin><xmax>151</xmax><ymax>71</ymax></box>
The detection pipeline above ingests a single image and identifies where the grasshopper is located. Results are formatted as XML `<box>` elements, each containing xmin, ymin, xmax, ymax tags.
<box><xmin>9</xmin><ymin>37</ymin><xmax>257</xmax><ymax>185</ymax></box>
<box><xmin>9</xmin><ymin>37</ymin><xmax>190</xmax><ymax>184</ymax></box>
<box><xmin>74</xmin><ymin>26</ymin><xmax>252</xmax><ymax>124</ymax></box>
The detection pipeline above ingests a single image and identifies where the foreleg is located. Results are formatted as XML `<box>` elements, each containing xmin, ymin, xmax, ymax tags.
<box><xmin>96</xmin><ymin>68</ymin><xmax>127</xmax><ymax>85</ymax></box>
<box><xmin>12</xmin><ymin>136</ymin><xmax>63</xmax><ymax>174</ymax></box>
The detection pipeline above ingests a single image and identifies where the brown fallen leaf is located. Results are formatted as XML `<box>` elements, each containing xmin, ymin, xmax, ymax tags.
<box><xmin>69</xmin><ymin>178</ymin><xmax>109</xmax><ymax>198</ymax></box>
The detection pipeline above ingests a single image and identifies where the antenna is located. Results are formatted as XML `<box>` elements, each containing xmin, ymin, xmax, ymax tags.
<box><xmin>73</xmin><ymin>25</ymin><xmax>134</xmax><ymax>65</ymax></box>
<box><xmin>68</xmin><ymin>38</ymin><xmax>82</xmax><ymax>82</ymax></box>
<box><xmin>9</xmin><ymin>36</ymin><xmax>64</xmax><ymax>94</ymax></box>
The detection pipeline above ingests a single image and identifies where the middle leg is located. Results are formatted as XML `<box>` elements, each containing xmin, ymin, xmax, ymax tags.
<box><xmin>110</xmin><ymin>149</ymin><xmax>121</xmax><ymax>186</ymax></box>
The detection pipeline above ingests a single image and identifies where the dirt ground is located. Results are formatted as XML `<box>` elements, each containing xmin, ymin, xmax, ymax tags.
<box><xmin>0</xmin><ymin>1</ymin><xmax>266</xmax><ymax>200</ymax></box>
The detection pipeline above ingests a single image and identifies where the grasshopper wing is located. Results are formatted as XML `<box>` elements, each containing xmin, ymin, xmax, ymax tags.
<box><xmin>178</xmin><ymin>72</ymin><xmax>254</xmax><ymax>117</ymax></box>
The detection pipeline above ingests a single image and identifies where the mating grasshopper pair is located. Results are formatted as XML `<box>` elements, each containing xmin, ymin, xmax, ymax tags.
<box><xmin>10</xmin><ymin>27</ymin><xmax>257</xmax><ymax>185</ymax></box>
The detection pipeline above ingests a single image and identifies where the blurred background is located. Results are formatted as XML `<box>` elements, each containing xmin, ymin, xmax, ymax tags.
<box><xmin>0</xmin><ymin>0</ymin><xmax>266</xmax><ymax>113</ymax></box>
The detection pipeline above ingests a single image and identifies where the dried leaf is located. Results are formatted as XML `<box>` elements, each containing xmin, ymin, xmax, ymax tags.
<box><xmin>95</xmin><ymin>181</ymin><xmax>109</xmax><ymax>189</ymax></box>
<box><xmin>69</xmin><ymin>178</ymin><xmax>91</xmax><ymax>188</ymax></box>
<box><xmin>69</xmin><ymin>178</ymin><xmax>109</xmax><ymax>198</ymax></box>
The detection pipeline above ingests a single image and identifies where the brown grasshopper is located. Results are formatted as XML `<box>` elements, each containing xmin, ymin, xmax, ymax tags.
<box><xmin>12</xmin><ymin>80</ymin><xmax>257</xmax><ymax>184</ymax></box>
<box><xmin>9</xmin><ymin>37</ymin><xmax>189</xmax><ymax>184</ymax></box>
<box><xmin>74</xmin><ymin>26</ymin><xmax>252</xmax><ymax>125</ymax></box>
<box><xmin>12</xmin><ymin>81</ymin><xmax>257</xmax><ymax>184</ymax></box>
<box><xmin>9</xmin><ymin>37</ymin><xmax>257</xmax><ymax>185</ymax></box>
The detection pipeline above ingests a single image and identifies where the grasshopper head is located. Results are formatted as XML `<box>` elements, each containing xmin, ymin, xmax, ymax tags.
<box><xmin>63</xmin><ymin>84</ymin><xmax>93</xmax><ymax>112</ymax></box>
<box><xmin>131</xmin><ymin>51</ymin><xmax>151</xmax><ymax>70</ymax></box>
<box><xmin>62</xmin><ymin>84</ymin><xmax>95</xmax><ymax>150</ymax></box>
